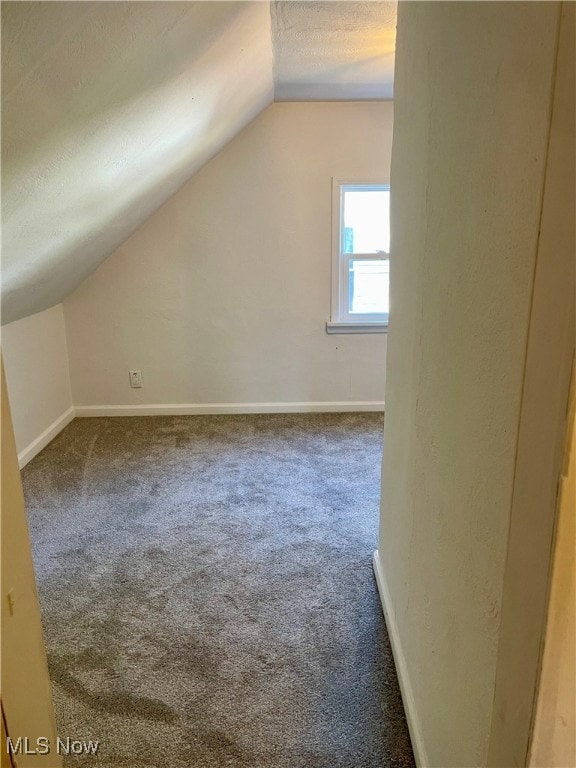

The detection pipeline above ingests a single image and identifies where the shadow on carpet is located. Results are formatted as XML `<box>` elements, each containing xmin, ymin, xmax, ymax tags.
<box><xmin>22</xmin><ymin>413</ymin><xmax>415</xmax><ymax>768</ymax></box>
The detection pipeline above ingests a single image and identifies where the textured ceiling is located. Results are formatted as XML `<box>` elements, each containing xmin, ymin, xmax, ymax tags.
<box><xmin>1</xmin><ymin>1</ymin><xmax>397</xmax><ymax>324</ymax></box>
<box><xmin>272</xmin><ymin>1</ymin><xmax>396</xmax><ymax>100</ymax></box>
<box><xmin>1</xmin><ymin>2</ymin><xmax>274</xmax><ymax>323</ymax></box>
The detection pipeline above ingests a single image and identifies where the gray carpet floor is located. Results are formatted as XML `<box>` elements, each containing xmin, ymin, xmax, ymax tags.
<box><xmin>22</xmin><ymin>413</ymin><xmax>414</xmax><ymax>768</ymax></box>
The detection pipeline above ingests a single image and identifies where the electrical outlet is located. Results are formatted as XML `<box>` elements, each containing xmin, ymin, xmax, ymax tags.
<box><xmin>129</xmin><ymin>370</ymin><xmax>143</xmax><ymax>388</ymax></box>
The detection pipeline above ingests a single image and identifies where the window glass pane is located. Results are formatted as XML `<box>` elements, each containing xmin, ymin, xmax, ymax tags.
<box><xmin>349</xmin><ymin>259</ymin><xmax>389</xmax><ymax>314</ymax></box>
<box><xmin>342</xmin><ymin>188</ymin><xmax>390</xmax><ymax>254</ymax></box>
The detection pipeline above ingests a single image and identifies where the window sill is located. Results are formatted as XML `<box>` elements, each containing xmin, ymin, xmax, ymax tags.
<box><xmin>326</xmin><ymin>321</ymin><xmax>389</xmax><ymax>335</ymax></box>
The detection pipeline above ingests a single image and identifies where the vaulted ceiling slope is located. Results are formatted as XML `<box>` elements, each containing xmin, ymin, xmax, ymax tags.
<box><xmin>1</xmin><ymin>2</ymin><xmax>274</xmax><ymax>324</ymax></box>
<box><xmin>1</xmin><ymin>1</ymin><xmax>396</xmax><ymax>325</ymax></box>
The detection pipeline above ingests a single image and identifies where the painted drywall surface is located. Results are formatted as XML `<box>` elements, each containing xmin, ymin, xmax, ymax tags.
<box><xmin>529</xmin><ymin>391</ymin><xmax>575</xmax><ymax>767</ymax></box>
<box><xmin>1</xmin><ymin>0</ymin><xmax>399</xmax><ymax>327</ymax></box>
<box><xmin>2</xmin><ymin>305</ymin><xmax>72</xmax><ymax>456</ymax></box>
<box><xmin>1</xmin><ymin>2</ymin><xmax>274</xmax><ymax>324</ymax></box>
<box><xmin>272</xmin><ymin>1</ymin><xmax>396</xmax><ymax>100</ymax></box>
<box><xmin>379</xmin><ymin>2</ymin><xmax>560</xmax><ymax>766</ymax></box>
<box><xmin>64</xmin><ymin>102</ymin><xmax>391</xmax><ymax>408</ymax></box>
<box><xmin>487</xmin><ymin>4</ymin><xmax>575</xmax><ymax>763</ymax></box>
<box><xmin>1</xmin><ymin>358</ymin><xmax>61</xmax><ymax>767</ymax></box>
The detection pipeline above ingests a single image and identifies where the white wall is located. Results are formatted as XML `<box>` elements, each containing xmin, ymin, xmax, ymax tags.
<box><xmin>1</xmin><ymin>305</ymin><xmax>73</xmax><ymax>464</ymax></box>
<box><xmin>373</xmin><ymin>3</ymin><xmax>563</xmax><ymax>767</ymax></box>
<box><xmin>64</xmin><ymin>102</ymin><xmax>392</xmax><ymax>412</ymax></box>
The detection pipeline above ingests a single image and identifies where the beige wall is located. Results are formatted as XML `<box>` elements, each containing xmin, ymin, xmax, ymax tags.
<box><xmin>529</xmin><ymin>383</ymin><xmax>575</xmax><ymax>767</ymax></box>
<box><xmin>487</xmin><ymin>3</ymin><xmax>575</xmax><ymax>763</ymax></box>
<box><xmin>376</xmin><ymin>2</ymin><xmax>563</xmax><ymax>766</ymax></box>
<box><xmin>1</xmin><ymin>357</ymin><xmax>61</xmax><ymax>766</ymax></box>
<box><xmin>2</xmin><ymin>305</ymin><xmax>73</xmax><ymax>463</ymax></box>
<box><xmin>63</xmin><ymin>102</ymin><xmax>392</xmax><ymax>411</ymax></box>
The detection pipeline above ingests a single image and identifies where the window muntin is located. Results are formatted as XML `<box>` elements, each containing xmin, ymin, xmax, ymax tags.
<box><xmin>331</xmin><ymin>181</ymin><xmax>390</xmax><ymax>327</ymax></box>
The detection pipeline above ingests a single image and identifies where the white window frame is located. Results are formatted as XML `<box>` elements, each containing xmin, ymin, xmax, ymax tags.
<box><xmin>327</xmin><ymin>178</ymin><xmax>390</xmax><ymax>335</ymax></box>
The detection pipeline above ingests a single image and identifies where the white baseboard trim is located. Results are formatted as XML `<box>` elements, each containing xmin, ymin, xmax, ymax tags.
<box><xmin>373</xmin><ymin>550</ymin><xmax>429</xmax><ymax>768</ymax></box>
<box><xmin>74</xmin><ymin>401</ymin><xmax>386</xmax><ymax>417</ymax></box>
<box><xmin>18</xmin><ymin>406</ymin><xmax>75</xmax><ymax>469</ymax></box>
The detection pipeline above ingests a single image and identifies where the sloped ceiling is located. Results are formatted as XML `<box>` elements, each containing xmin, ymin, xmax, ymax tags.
<box><xmin>1</xmin><ymin>1</ymin><xmax>396</xmax><ymax>325</ymax></box>
<box><xmin>1</xmin><ymin>2</ymin><xmax>274</xmax><ymax>324</ymax></box>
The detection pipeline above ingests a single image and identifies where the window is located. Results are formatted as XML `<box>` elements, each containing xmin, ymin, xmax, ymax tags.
<box><xmin>327</xmin><ymin>180</ymin><xmax>390</xmax><ymax>333</ymax></box>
